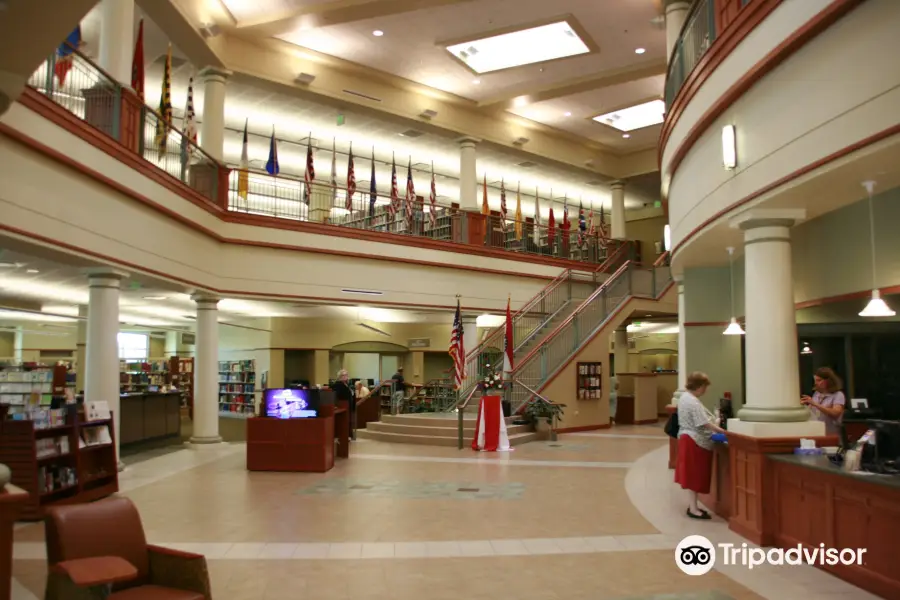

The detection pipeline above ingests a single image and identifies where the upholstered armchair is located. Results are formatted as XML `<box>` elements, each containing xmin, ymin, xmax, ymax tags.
<box><xmin>44</xmin><ymin>497</ymin><xmax>211</xmax><ymax>600</ymax></box>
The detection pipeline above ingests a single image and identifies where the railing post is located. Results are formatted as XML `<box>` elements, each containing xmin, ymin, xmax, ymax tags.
<box><xmin>43</xmin><ymin>54</ymin><xmax>55</xmax><ymax>98</ymax></box>
<box><xmin>458</xmin><ymin>403</ymin><xmax>464</xmax><ymax>450</ymax></box>
<box><xmin>540</xmin><ymin>346</ymin><xmax>548</xmax><ymax>380</ymax></box>
<box><xmin>111</xmin><ymin>85</ymin><xmax>122</xmax><ymax>141</ymax></box>
<box><xmin>652</xmin><ymin>267</ymin><xmax>657</xmax><ymax>297</ymax></box>
<box><xmin>572</xmin><ymin>314</ymin><xmax>580</xmax><ymax>350</ymax></box>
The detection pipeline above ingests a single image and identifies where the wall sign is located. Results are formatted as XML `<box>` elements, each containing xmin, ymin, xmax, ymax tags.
<box><xmin>408</xmin><ymin>338</ymin><xmax>430</xmax><ymax>349</ymax></box>
<box><xmin>181</xmin><ymin>332</ymin><xmax>196</xmax><ymax>345</ymax></box>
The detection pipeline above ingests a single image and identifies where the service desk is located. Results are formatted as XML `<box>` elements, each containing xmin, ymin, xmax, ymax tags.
<box><xmin>0</xmin><ymin>484</ymin><xmax>28</xmax><ymax>600</ymax></box>
<box><xmin>615</xmin><ymin>374</ymin><xmax>660</xmax><ymax>424</ymax></box>
<box><xmin>769</xmin><ymin>454</ymin><xmax>900</xmax><ymax>599</ymax></box>
<box><xmin>119</xmin><ymin>391</ymin><xmax>183</xmax><ymax>446</ymax></box>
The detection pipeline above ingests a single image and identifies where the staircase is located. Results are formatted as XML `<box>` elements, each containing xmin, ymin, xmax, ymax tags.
<box><xmin>359</xmin><ymin>413</ymin><xmax>538</xmax><ymax>447</ymax></box>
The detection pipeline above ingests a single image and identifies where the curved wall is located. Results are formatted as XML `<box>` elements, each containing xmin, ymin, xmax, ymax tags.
<box><xmin>663</xmin><ymin>0</ymin><xmax>900</xmax><ymax>259</ymax></box>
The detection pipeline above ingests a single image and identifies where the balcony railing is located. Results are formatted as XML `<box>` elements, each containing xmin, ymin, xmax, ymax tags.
<box><xmin>665</xmin><ymin>0</ymin><xmax>717</xmax><ymax>107</ymax></box>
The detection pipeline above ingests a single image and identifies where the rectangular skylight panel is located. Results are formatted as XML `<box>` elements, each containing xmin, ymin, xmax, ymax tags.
<box><xmin>446</xmin><ymin>21</ymin><xmax>590</xmax><ymax>74</ymax></box>
<box><xmin>593</xmin><ymin>99</ymin><xmax>666</xmax><ymax>132</ymax></box>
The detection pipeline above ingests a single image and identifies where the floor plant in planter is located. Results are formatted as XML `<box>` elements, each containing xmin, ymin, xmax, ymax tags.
<box><xmin>522</xmin><ymin>397</ymin><xmax>565</xmax><ymax>441</ymax></box>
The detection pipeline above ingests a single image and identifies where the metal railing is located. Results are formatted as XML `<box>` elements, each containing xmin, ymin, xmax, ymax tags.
<box><xmin>665</xmin><ymin>0</ymin><xmax>717</xmax><ymax>107</ymax></box>
<box><xmin>508</xmin><ymin>260</ymin><xmax>674</xmax><ymax>412</ymax></box>
<box><xmin>27</xmin><ymin>46</ymin><xmax>221</xmax><ymax>204</ymax></box>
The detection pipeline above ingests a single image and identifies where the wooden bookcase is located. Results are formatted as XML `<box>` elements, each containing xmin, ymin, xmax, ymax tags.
<box><xmin>168</xmin><ymin>357</ymin><xmax>194</xmax><ymax>410</ymax></box>
<box><xmin>119</xmin><ymin>359</ymin><xmax>169</xmax><ymax>393</ymax></box>
<box><xmin>0</xmin><ymin>364</ymin><xmax>69</xmax><ymax>415</ymax></box>
<box><xmin>576</xmin><ymin>362</ymin><xmax>602</xmax><ymax>400</ymax></box>
<box><xmin>219</xmin><ymin>359</ymin><xmax>256</xmax><ymax>418</ymax></box>
<box><xmin>0</xmin><ymin>408</ymin><xmax>119</xmax><ymax>521</ymax></box>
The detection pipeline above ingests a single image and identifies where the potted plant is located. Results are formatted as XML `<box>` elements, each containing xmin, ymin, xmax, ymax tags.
<box><xmin>522</xmin><ymin>397</ymin><xmax>565</xmax><ymax>441</ymax></box>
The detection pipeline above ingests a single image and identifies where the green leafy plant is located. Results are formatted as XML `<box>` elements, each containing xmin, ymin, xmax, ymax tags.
<box><xmin>522</xmin><ymin>397</ymin><xmax>565</xmax><ymax>424</ymax></box>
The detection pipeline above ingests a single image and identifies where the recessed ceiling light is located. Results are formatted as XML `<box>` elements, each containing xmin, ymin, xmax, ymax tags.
<box><xmin>0</xmin><ymin>262</ymin><xmax>20</xmax><ymax>268</ymax></box>
<box><xmin>564</xmin><ymin>111</ymin><xmax>572</xmax><ymax>117</ymax></box>
<box><xmin>635</xmin><ymin>47</ymin><xmax>646</xmax><ymax>54</ymax></box>
<box><xmin>142</xmin><ymin>296</ymin><xmax>166</xmax><ymax>300</ymax></box>
<box><xmin>594</xmin><ymin>99</ymin><xmax>665</xmax><ymax>131</ymax></box>
<box><xmin>26</xmin><ymin>269</ymin><xmax>39</xmax><ymax>274</ymax></box>
<box><xmin>446</xmin><ymin>21</ymin><xmax>590</xmax><ymax>73</ymax></box>
<box><xmin>372</xmin><ymin>30</ymin><xmax>384</xmax><ymax>37</ymax></box>
<box><xmin>622</xmin><ymin>133</ymin><xmax>631</xmax><ymax>139</ymax></box>
<box><xmin>472</xmin><ymin>79</ymin><xmax>481</xmax><ymax>85</ymax></box>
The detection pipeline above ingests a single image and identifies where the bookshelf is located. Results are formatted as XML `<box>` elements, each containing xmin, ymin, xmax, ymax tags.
<box><xmin>330</xmin><ymin>202</ymin><xmax>454</xmax><ymax>241</ymax></box>
<box><xmin>576</xmin><ymin>362</ymin><xmax>602</xmax><ymax>400</ymax></box>
<box><xmin>168</xmin><ymin>357</ymin><xmax>194</xmax><ymax>409</ymax></box>
<box><xmin>0</xmin><ymin>363</ymin><xmax>69</xmax><ymax>415</ymax></box>
<box><xmin>0</xmin><ymin>406</ymin><xmax>119</xmax><ymax>520</ymax></box>
<box><xmin>119</xmin><ymin>359</ymin><xmax>169</xmax><ymax>393</ymax></box>
<box><xmin>219</xmin><ymin>359</ymin><xmax>256</xmax><ymax>418</ymax></box>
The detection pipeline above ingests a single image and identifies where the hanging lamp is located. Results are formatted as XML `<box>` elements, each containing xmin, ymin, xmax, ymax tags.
<box><xmin>723</xmin><ymin>246</ymin><xmax>745</xmax><ymax>335</ymax></box>
<box><xmin>859</xmin><ymin>181</ymin><xmax>895</xmax><ymax>317</ymax></box>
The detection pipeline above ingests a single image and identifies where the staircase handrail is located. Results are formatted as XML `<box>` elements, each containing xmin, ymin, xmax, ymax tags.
<box><xmin>653</xmin><ymin>250</ymin><xmax>671</xmax><ymax>267</ymax></box>
<box><xmin>511</xmin><ymin>260</ymin><xmax>632</xmax><ymax>374</ymax></box>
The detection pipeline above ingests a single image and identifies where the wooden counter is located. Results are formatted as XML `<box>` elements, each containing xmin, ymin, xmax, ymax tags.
<box><xmin>698</xmin><ymin>443</ymin><xmax>731</xmax><ymax>520</ymax></box>
<box><xmin>769</xmin><ymin>454</ymin><xmax>900</xmax><ymax>599</ymax></box>
<box><xmin>0</xmin><ymin>484</ymin><xmax>28</xmax><ymax>600</ymax></box>
<box><xmin>119</xmin><ymin>392</ymin><xmax>183</xmax><ymax>445</ymax></box>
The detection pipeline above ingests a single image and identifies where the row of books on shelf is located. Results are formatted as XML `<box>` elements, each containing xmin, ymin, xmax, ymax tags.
<box><xmin>38</xmin><ymin>465</ymin><xmax>77</xmax><ymax>495</ymax></box>
<box><xmin>219</xmin><ymin>360</ymin><xmax>255</xmax><ymax>373</ymax></box>
<box><xmin>578</xmin><ymin>364</ymin><xmax>601</xmax><ymax>376</ymax></box>
<box><xmin>120</xmin><ymin>360</ymin><xmax>169</xmax><ymax>373</ymax></box>
<box><xmin>579</xmin><ymin>389</ymin><xmax>603</xmax><ymax>399</ymax></box>
<box><xmin>0</xmin><ymin>370</ymin><xmax>53</xmax><ymax>382</ymax></box>
<box><xmin>219</xmin><ymin>400</ymin><xmax>256</xmax><ymax>417</ymax></box>
<box><xmin>220</xmin><ymin>383</ymin><xmax>255</xmax><ymax>393</ymax></box>
<box><xmin>579</xmin><ymin>377</ymin><xmax>601</xmax><ymax>388</ymax></box>
<box><xmin>9</xmin><ymin>407</ymin><xmax>69</xmax><ymax>428</ymax></box>
<box><xmin>35</xmin><ymin>427</ymin><xmax>113</xmax><ymax>458</ymax></box>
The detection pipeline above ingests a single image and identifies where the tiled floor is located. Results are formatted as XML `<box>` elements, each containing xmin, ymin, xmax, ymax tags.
<box><xmin>10</xmin><ymin>425</ymin><xmax>878</xmax><ymax>600</ymax></box>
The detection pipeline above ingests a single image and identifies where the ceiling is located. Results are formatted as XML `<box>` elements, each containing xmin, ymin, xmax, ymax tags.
<box><xmin>73</xmin><ymin>4</ymin><xmax>662</xmax><ymax>210</ymax></box>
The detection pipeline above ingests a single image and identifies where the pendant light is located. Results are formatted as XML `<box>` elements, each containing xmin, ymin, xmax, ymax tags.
<box><xmin>723</xmin><ymin>246</ymin><xmax>745</xmax><ymax>335</ymax></box>
<box><xmin>801</xmin><ymin>342</ymin><xmax>813</xmax><ymax>355</ymax></box>
<box><xmin>859</xmin><ymin>180</ymin><xmax>895</xmax><ymax>317</ymax></box>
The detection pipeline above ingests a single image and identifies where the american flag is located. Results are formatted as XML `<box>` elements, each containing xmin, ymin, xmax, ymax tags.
<box><xmin>369</xmin><ymin>147</ymin><xmax>377</xmax><ymax>217</ymax></box>
<box><xmin>449</xmin><ymin>298</ymin><xmax>466</xmax><ymax>389</ymax></box>
<box><xmin>428</xmin><ymin>162</ymin><xmax>437</xmax><ymax>229</ymax></box>
<box><xmin>587</xmin><ymin>205</ymin><xmax>595</xmax><ymax>236</ymax></box>
<box><xmin>389</xmin><ymin>155</ymin><xmax>399</xmax><ymax>219</ymax></box>
<box><xmin>405</xmin><ymin>158</ymin><xmax>415</xmax><ymax>231</ymax></box>
<box><xmin>346</xmin><ymin>144</ymin><xmax>356</xmax><ymax>211</ymax></box>
<box><xmin>303</xmin><ymin>136</ymin><xmax>315</xmax><ymax>205</ymax></box>
<box><xmin>577</xmin><ymin>200</ymin><xmax>586</xmax><ymax>247</ymax></box>
<box><xmin>598</xmin><ymin>204</ymin><xmax>609</xmax><ymax>242</ymax></box>
<box><xmin>499</xmin><ymin>179</ymin><xmax>508</xmax><ymax>233</ymax></box>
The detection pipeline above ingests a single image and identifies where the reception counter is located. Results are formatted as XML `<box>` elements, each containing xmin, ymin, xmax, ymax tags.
<box><xmin>615</xmin><ymin>373</ymin><xmax>665</xmax><ymax>424</ymax></box>
<box><xmin>768</xmin><ymin>454</ymin><xmax>900</xmax><ymax>599</ymax></box>
<box><xmin>119</xmin><ymin>391</ymin><xmax>183</xmax><ymax>446</ymax></box>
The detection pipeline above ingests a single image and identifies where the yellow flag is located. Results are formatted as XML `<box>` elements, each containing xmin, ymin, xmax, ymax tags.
<box><xmin>154</xmin><ymin>44</ymin><xmax>172</xmax><ymax>157</ymax></box>
<box><xmin>481</xmin><ymin>173</ymin><xmax>489</xmax><ymax>215</ymax></box>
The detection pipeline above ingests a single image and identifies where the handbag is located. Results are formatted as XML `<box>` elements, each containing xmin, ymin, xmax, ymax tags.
<box><xmin>664</xmin><ymin>411</ymin><xmax>679</xmax><ymax>438</ymax></box>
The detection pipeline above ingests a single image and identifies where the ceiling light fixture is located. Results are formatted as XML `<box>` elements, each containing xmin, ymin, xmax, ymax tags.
<box><xmin>622</xmin><ymin>133</ymin><xmax>631</xmax><ymax>139</ymax></box>
<box><xmin>593</xmin><ymin>99</ymin><xmax>665</xmax><ymax>131</ymax></box>
<box><xmin>723</xmin><ymin>246</ymin><xmax>745</xmax><ymax>336</ymax></box>
<box><xmin>341</xmin><ymin>288</ymin><xmax>383</xmax><ymax>296</ymax></box>
<box><xmin>26</xmin><ymin>269</ymin><xmax>39</xmax><ymax>274</ymax></box>
<box><xmin>859</xmin><ymin>180</ymin><xmax>895</xmax><ymax>318</ymax></box>
<box><xmin>722</xmin><ymin>124</ymin><xmax>737</xmax><ymax>170</ymax></box>
<box><xmin>372</xmin><ymin>30</ymin><xmax>384</xmax><ymax>37</ymax></box>
<box><xmin>801</xmin><ymin>342</ymin><xmax>813</xmax><ymax>355</ymax></box>
<box><xmin>635</xmin><ymin>47</ymin><xmax>646</xmax><ymax>54</ymax></box>
<box><xmin>472</xmin><ymin>79</ymin><xmax>481</xmax><ymax>85</ymax></box>
<box><xmin>142</xmin><ymin>296</ymin><xmax>166</xmax><ymax>301</ymax></box>
<box><xmin>357</xmin><ymin>322</ymin><xmax>391</xmax><ymax>337</ymax></box>
<box><xmin>564</xmin><ymin>111</ymin><xmax>572</xmax><ymax>117</ymax></box>
<box><xmin>446</xmin><ymin>21</ymin><xmax>590</xmax><ymax>73</ymax></box>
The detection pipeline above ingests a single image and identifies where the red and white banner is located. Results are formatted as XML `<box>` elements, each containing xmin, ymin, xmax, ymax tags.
<box><xmin>472</xmin><ymin>395</ymin><xmax>510</xmax><ymax>452</ymax></box>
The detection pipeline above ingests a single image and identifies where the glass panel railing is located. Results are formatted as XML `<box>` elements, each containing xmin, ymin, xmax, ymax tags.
<box><xmin>664</xmin><ymin>0</ymin><xmax>717</xmax><ymax>107</ymax></box>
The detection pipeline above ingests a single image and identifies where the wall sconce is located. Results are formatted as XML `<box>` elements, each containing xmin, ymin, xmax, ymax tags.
<box><xmin>722</xmin><ymin>125</ymin><xmax>737</xmax><ymax>170</ymax></box>
<box><xmin>663</xmin><ymin>224</ymin><xmax>671</xmax><ymax>251</ymax></box>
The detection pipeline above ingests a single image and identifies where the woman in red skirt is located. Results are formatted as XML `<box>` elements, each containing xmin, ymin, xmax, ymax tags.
<box><xmin>675</xmin><ymin>372</ymin><xmax>726</xmax><ymax>520</ymax></box>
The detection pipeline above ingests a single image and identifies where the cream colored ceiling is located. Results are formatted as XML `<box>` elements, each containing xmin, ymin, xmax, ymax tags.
<box><xmin>128</xmin><ymin>0</ymin><xmax>665</xmax><ymax>182</ymax></box>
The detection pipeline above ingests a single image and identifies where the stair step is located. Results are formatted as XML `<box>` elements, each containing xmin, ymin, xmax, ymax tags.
<box><xmin>367</xmin><ymin>422</ymin><xmax>532</xmax><ymax>437</ymax></box>
<box><xmin>357</xmin><ymin>430</ymin><xmax>539</xmax><ymax>447</ymax></box>
<box><xmin>382</xmin><ymin>414</ymin><xmax>518</xmax><ymax>426</ymax></box>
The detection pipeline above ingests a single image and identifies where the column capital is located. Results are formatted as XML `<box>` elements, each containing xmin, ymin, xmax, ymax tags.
<box><xmin>729</xmin><ymin>208</ymin><xmax>806</xmax><ymax>231</ymax></box>
<box><xmin>665</xmin><ymin>0</ymin><xmax>691</xmax><ymax>10</ymax></box>
<box><xmin>198</xmin><ymin>66</ymin><xmax>232</xmax><ymax>83</ymax></box>
<box><xmin>83</xmin><ymin>267</ymin><xmax>129</xmax><ymax>284</ymax></box>
<box><xmin>460</xmin><ymin>315</ymin><xmax>477</xmax><ymax>325</ymax></box>
<box><xmin>456</xmin><ymin>136</ymin><xmax>481</xmax><ymax>147</ymax></box>
<box><xmin>610</xmin><ymin>180</ymin><xmax>626</xmax><ymax>191</ymax></box>
<box><xmin>191</xmin><ymin>293</ymin><xmax>220</xmax><ymax>307</ymax></box>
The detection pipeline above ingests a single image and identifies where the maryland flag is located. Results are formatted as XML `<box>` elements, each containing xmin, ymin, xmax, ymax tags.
<box><xmin>237</xmin><ymin>119</ymin><xmax>249</xmax><ymax>204</ymax></box>
<box><xmin>154</xmin><ymin>45</ymin><xmax>173</xmax><ymax>157</ymax></box>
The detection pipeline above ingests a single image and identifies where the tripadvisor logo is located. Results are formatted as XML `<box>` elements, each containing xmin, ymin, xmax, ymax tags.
<box><xmin>675</xmin><ymin>535</ymin><xmax>867</xmax><ymax>575</ymax></box>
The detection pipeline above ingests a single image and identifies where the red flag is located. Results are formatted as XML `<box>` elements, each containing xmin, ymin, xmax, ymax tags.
<box><xmin>548</xmin><ymin>207</ymin><xmax>556</xmax><ymax>247</ymax></box>
<box><xmin>131</xmin><ymin>19</ymin><xmax>145</xmax><ymax>101</ymax></box>
<box><xmin>304</xmin><ymin>136</ymin><xmax>315</xmax><ymax>205</ymax></box>
<box><xmin>389</xmin><ymin>155</ymin><xmax>400</xmax><ymax>219</ymax></box>
<box><xmin>54</xmin><ymin>26</ymin><xmax>82</xmax><ymax>87</ymax></box>
<box><xmin>503</xmin><ymin>297</ymin><xmax>513</xmax><ymax>376</ymax></box>
<box><xmin>346</xmin><ymin>145</ymin><xmax>356</xmax><ymax>211</ymax></box>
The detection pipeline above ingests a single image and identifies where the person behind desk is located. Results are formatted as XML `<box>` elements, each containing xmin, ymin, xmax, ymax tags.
<box><xmin>801</xmin><ymin>366</ymin><xmax>846</xmax><ymax>435</ymax></box>
<box><xmin>355</xmin><ymin>380</ymin><xmax>370</xmax><ymax>400</ymax></box>
<box><xmin>332</xmin><ymin>369</ymin><xmax>356</xmax><ymax>441</ymax></box>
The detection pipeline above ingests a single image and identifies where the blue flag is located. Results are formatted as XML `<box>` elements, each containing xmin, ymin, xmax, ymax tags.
<box><xmin>369</xmin><ymin>147</ymin><xmax>377</xmax><ymax>217</ymax></box>
<box><xmin>265</xmin><ymin>127</ymin><xmax>279</xmax><ymax>175</ymax></box>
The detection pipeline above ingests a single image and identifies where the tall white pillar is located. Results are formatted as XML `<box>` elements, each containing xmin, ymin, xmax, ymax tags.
<box><xmin>13</xmin><ymin>326</ymin><xmax>23</xmax><ymax>361</ymax></box>
<box><xmin>665</xmin><ymin>1</ymin><xmax>691</xmax><ymax>61</ymax></box>
<box><xmin>98</xmin><ymin>0</ymin><xmax>135</xmax><ymax>85</ymax></box>
<box><xmin>191</xmin><ymin>294</ymin><xmax>222</xmax><ymax>444</ymax></box>
<box><xmin>458</xmin><ymin>137</ymin><xmax>480</xmax><ymax>211</ymax></box>
<box><xmin>75</xmin><ymin>305</ymin><xmax>88</xmax><ymax>393</ymax></box>
<box><xmin>84</xmin><ymin>269</ymin><xmax>127</xmax><ymax>465</ymax></box>
<box><xmin>610</xmin><ymin>180</ymin><xmax>627</xmax><ymax>240</ymax></box>
<box><xmin>728</xmin><ymin>210</ymin><xmax>823</xmax><ymax>437</ymax></box>
<box><xmin>671</xmin><ymin>277</ymin><xmax>686</xmax><ymax>404</ymax></box>
<box><xmin>198</xmin><ymin>67</ymin><xmax>231</xmax><ymax>162</ymax></box>
<box><xmin>614</xmin><ymin>328</ymin><xmax>629</xmax><ymax>374</ymax></box>
<box><xmin>462</xmin><ymin>316</ymin><xmax>478</xmax><ymax>350</ymax></box>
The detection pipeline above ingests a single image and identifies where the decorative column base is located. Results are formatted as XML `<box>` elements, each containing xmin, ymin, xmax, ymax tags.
<box><xmin>727</xmin><ymin>419</ymin><xmax>825</xmax><ymax>438</ymax></box>
<box><xmin>190</xmin><ymin>435</ymin><xmax>223</xmax><ymax>445</ymax></box>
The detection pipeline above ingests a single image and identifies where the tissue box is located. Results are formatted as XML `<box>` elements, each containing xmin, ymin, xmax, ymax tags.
<box><xmin>794</xmin><ymin>447</ymin><xmax>824</xmax><ymax>455</ymax></box>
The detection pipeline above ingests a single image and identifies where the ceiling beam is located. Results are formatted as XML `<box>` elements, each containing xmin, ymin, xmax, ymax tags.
<box><xmin>136</xmin><ymin>0</ymin><xmax>226</xmax><ymax>69</ymax></box>
<box><xmin>477</xmin><ymin>59</ymin><xmax>667</xmax><ymax>110</ymax></box>
<box><xmin>235</xmin><ymin>0</ymin><xmax>478</xmax><ymax>37</ymax></box>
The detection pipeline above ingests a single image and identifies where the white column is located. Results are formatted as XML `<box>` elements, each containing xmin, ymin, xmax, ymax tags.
<box><xmin>191</xmin><ymin>294</ymin><xmax>222</xmax><ymax>444</ymax></box>
<box><xmin>98</xmin><ymin>0</ymin><xmax>135</xmax><ymax>85</ymax></box>
<box><xmin>84</xmin><ymin>269</ymin><xmax>127</xmax><ymax>466</ymax></box>
<box><xmin>462</xmin><ymin>316</ymin><xmax>478</xmax><ymax>349</ymax></box>
<box><xmin>728</xmin><ymin>210</ymin><xmax>823</xmax><ymax>437</ymax></box>
<box><xmin>457</xmin><ymin>137</ymin><xmax>480</xmax><ymax>211</ymax></box>
<box><xmin>75</xmin><ymin>305</ymin><xmax>88</xmax><ymax>393</ymax></box>
<box><xmin>13</xmin><ymin>326</ymin><xmax>23</xmax><ymax>361</ymax></box>
<box><xmin>671</xmin><ymin>277</ymin><xmax>686</xmax><ymax>404</ymax></box>
<box><xmin>614</xmin><ymin>328</ymin><xmax>629</xmax><ymax>374</ymax></box>
<box><xmin>665</xmin><ymin>1</ymin><xmax>691</xmax><ymax>61</ymax></box>
<box><xmin>199</xmin><ymin>67</ymin><xmax>231</xmax><ymax>162</ymax></box>
<box><xmin>610</xmin><ymin>180</ymin><xmax>627</xmax><ymax>240</ymax></box>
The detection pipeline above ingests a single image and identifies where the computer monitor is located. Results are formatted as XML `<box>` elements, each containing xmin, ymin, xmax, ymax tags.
<box><xmin>263</xmin><ymin>388</ymin><xmax>319</xmax><ymax>419</ymax></box>
<box><xmin>872</xmin><ymin>420</ymin><xmax>900</xmax><ymax>462</ymax></box>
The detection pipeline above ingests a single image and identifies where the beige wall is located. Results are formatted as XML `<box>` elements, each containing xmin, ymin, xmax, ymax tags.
<box><xmin>0</xmin><ymin>331</ymin><xmax>14</xmax><ymax>357</ymax></box>
<box><xmin>626</xmin><ymin>215</ymin><xmax>666</xmax><ymax>263</ymax></box>
<box><xmin>271</xmin><ymin>319</ymin><xmax>452</xmax><ymax>350</ymax></box>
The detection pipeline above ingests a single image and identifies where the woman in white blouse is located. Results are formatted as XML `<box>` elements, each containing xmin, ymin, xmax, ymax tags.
<box><xmin>675</xmin><ymin>372</ymin><xmax>726</xmax><ymax>520</ymax></box>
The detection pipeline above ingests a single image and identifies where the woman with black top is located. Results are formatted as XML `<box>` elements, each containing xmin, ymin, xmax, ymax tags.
<box><xmin>332</xmin><ymin>369</ymin><xmax>356</xmax><ymax>440</ymax></box>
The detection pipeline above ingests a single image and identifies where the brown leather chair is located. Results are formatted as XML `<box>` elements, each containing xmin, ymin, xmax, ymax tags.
<box><xmin>44</xmin><ymin>497</ymin><xmax>211</xmax><ymax>600</ymax></box>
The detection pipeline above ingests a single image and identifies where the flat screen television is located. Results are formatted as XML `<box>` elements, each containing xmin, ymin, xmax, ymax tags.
<box><xmin>263</xmin><ymin>388</ymin><xmax>318</xmax><ymax>419</ymax></box>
